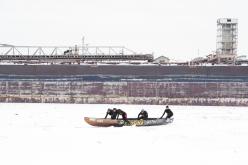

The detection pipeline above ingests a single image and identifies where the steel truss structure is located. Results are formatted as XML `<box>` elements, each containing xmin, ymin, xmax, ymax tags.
<box><xmin>0</xmin><ymin>44</ymin><xmax>153</xmax><ymax>63</ymax></box>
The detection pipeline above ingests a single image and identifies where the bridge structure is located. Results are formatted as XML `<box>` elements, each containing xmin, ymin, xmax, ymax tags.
<box><xmin>0</xmin><ymin>44</ymin><xmax>153</xmax><ymax>64</ymax></box>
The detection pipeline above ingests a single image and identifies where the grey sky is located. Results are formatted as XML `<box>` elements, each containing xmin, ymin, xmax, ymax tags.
<box><xmin>1</xmin><ymin>0</ymin><xmax>247</xmax><ymax>60</ymax></box>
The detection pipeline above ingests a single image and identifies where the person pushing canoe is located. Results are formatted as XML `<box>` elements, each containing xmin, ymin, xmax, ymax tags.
<box><xmin>160</xmin><ymin>105</ymin><xmax>173</xmax><ymax>120</ymax></box>
<box><xmin>138</xmin><ymin>109</ymin><xmax>148</xmax><ymax>119</ymax></box>
<box><xmin>104</xmin><ymin>108</ymin><xmax>128</xmax><ymax>122</ymax></box>
<box><xmin>116</xmin><ymin>109</ymin><xmax>127</xmax><ymax>120</ymax></box>
<box><xmin>115</xmin><ymin>108</ymin><xmax>131</xmax><ymax>124</ymax></box>
<box><xmin>105</xmin><ymin>108</ymin><xmax>117</xmax><ymax>119</ymax></box>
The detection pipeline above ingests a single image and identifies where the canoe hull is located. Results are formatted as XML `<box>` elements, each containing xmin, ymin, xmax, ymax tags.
<box><xmin>84</xmin><ymin>117</ymin><xmax>173</xmax><ymax>127</ymax></box>
<box><xmin>84</xmin><ymin>117</ymin><xmax>121</xmax><ymax>127</ymax></box>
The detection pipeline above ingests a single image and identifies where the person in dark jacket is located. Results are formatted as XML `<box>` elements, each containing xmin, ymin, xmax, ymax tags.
<box><xmin>105</xmin><ymin>108</ymin><xmax>117</xmax><ymax>119</ymax></box>
<box><xmin>116</xmin><ymin>109</ymin><xmax>127</xmax><ymax>120</ymax></box>
<box><xmin>116</xmin><ymin>109</ymin><xmax>130</xmax><ymax>124</ymax></box>
<box><xmin>138</xmin><ymin>110</ymin><xmax>148</xmax><ymax>119</ymax></box>
<box><xmin>160</xmin><ymin>105</ymin><xmax>173</xmax><ymax>119</ymax></box>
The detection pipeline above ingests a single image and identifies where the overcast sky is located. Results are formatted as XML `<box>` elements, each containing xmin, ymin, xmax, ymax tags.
<box><xmin>0</xmin><ymin>0</ymin><xmax>247</xmax><ymax>60</ymax></box>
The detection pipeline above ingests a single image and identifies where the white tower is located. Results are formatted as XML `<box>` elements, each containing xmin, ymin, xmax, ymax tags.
<box><xmin>216</xmin><ymin>18</ymin><xmax>238</xmax><ymax>63</ymax></box>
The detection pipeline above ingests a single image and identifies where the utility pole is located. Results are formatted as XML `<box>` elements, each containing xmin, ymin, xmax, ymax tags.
<box><xmin>82</xmin><ymin>36</ymin><xmax>85</xmax><ymax>55</ymax></box>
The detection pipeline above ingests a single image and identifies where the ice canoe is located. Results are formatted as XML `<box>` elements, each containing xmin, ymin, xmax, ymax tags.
<box><xmin>84</xmin><ymin>117</ymin><xmax>173</xmax><ymax>127</ymax></box>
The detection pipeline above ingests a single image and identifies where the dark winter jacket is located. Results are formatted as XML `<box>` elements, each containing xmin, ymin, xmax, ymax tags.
<box><xmin>116</xmin><ymin>109</ymin><xmax>127</xmax><ymax>120</ymax></box>
<box><xmin>138</xmin><ymin>110</ymin><xmax>148</xmax><ymax>119</ymax></box>
<box><xmin>105</xmin><ymin>109</ymin><xmax>117</xmax><ymax>119</ymax></box>
<box><xmin>160</xmin><ymin>108</ymin><xmax>173</xmax><ymax>119</ymax></box>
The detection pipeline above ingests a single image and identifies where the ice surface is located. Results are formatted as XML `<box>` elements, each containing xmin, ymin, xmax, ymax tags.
<box><xmin>0</xmin><ymin>103</ymin><xmax>248</xmax><ymax>165</ymax></box>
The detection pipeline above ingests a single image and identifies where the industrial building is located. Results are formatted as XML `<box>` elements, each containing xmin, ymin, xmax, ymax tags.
<box><xmin>208</xmin><ymin>18</ymin><xmax>238</xmax><ymax>64</ymax></box>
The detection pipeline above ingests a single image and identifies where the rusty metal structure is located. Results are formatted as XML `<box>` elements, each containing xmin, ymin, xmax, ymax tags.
<box><xmin>0</xmin><ymin>65</ymin><xmax>248</xmax><ymax>106</ymax></box>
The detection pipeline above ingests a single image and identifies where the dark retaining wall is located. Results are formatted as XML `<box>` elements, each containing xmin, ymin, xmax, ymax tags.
<box><xmin>0</xmin><ymin>81</ymin><xmax>248</xmax><ymax>106</ymax></box>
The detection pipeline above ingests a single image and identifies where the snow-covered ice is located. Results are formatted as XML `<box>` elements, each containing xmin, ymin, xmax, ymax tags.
<box><xmin>0</xmin><ymin>103</ymin><xmax>248</xmax><ymax>165</ymax></box>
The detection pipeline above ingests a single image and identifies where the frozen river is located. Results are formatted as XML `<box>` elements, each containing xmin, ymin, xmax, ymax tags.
<box><xmin>0</xmin><ymin>103</ymin><xmax>247</xmax><ymax>165</ymax></box>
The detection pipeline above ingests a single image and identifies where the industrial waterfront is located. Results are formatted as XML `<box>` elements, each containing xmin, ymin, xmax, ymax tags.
<box><xmin>0</xmin><ymin>18</ymin><xmax>247</xmax><ymax>106</ymax></box>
